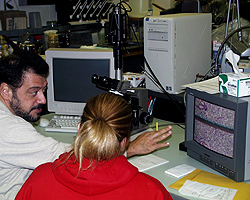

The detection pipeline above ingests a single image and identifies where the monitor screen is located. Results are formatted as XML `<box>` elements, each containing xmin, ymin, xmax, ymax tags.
<box><xmin>194</xmin><ymin>97</ymin><xmax>235</xmax><ymax>158</ymax></box>
<box><xmin>46</xmin><ymin>48</ymin><xmax>115</xmax><ymax>115</ymax></box>
<box><xmin>53</xmin><ymin>58</ymin><xmax>110</xmax><ymax>103</ymax></box>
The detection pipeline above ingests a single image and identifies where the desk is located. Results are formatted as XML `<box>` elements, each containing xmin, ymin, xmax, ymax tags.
<box><xmin>35</xmin><ymin>114</ymin><xmax>250</xmax><ymax>200</ymax></box>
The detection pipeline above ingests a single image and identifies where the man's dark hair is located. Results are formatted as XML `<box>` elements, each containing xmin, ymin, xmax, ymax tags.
<box><xmin>0</xmin><ymin>50</ymin><xmax>49</xmax><ymax>89</ymax></box>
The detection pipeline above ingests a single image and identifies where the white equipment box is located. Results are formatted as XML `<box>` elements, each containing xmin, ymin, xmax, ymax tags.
<box><xmin>144</xmin><ymin>13</ymin><xmax>212</xmax><ymax>94</ymax></box>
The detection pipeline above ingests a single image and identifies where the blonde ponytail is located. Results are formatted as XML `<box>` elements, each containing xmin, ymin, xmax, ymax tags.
<box><xmin>73</xmin><ymin>93</ymin><xmax>132</xmax><ymax>170</ymax></box>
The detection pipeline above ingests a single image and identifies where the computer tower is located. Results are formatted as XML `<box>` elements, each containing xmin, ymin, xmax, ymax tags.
<box><xmin>144</xmin><ymin>13</ymin><xmax>212</xmax><ymax>94</ymax></box>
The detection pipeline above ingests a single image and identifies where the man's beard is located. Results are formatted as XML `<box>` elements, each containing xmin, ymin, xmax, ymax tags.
<box><xmin>10</xmin><ymin>93</ymin><xmax>43</xmax><ymax>122</ymax></box>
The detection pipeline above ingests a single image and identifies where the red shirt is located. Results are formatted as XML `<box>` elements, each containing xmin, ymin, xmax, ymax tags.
<box><xmin>16</xmin><ymin>153</ymin><xmax>173</xmax><ymax>200</ymax></box>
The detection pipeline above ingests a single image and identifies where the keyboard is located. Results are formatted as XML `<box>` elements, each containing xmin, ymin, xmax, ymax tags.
<box><xmin>45</xmin><ymin>115</ymin><xmax>81</xmax><ymax>133</ymax></box>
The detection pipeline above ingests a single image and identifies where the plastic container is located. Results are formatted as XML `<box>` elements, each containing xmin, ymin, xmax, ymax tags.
<box><xmin>48</xmin><ymin>33</ymin><xmax>59</xmax><ymax>48</ymax></box>
<box><xmin>44</xmin><ymin>30</ymin><xmax>58</xmax><ymax>49</ymax></box>
<box><xmin>20</xmin><ymin>42</ymin><xmax>35</xmax><ymax>53</ymax></box>
<box><xmin>34</xmin><ymin>35</ymin><xmax>43</xmax><ymax>55</ymax></box>
<box><xmin>0</xmin><ymin>35</ymin><xmax>8</xmax><ymax>59</ymax></box>
<box><xmin>1</xmin><ymin>44</ymin><xmax>9</xmax><ymax>58</ymax></box>
<box><xmin>147</xmin><ymin>9</ymin><xmax>153</xmax><ymax>16</ymax></box>
<box><xmin>98</xmin><ymin>20</ymin><xmax>105</xmax><ymax>45</ymax></box>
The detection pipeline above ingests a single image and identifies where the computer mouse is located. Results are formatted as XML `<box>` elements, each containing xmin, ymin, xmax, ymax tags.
<box><xmin>38</xmin><ymin>118</ymin><xmax>50</xmax><ymax>128</ymax></box>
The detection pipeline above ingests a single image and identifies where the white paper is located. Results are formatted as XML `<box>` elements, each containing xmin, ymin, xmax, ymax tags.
<box><xmin>165</xmin><ymin>164</ymin><xmax>196</xmax><ymax>178</ymax></box>
<box><xmin>225</xmin><ymin>50</ymin><xmax>240</xmax><ymax>74</ymax></box>
<box><xmin>128</xmin><ymin>154</ymin><xmax>169</xmax><ymax>172</ymax></box>
<box><xmin>225</xmin><ymin>50</ymin><xmax>248</xmax><ymax>77</ymax></box>
<box><xmin>182</xmin><ymin>76</ymin><xmax>219</xmax><ymax>94</ymax></box>
<box><xmin>179</xmin><ymin>180</ymin><xmax>237</xmax><ymax>200</ymax></box>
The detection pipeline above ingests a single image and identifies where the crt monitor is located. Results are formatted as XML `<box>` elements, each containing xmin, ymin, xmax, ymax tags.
<box><xmin>185</xmin><ymin>87</ymin><xmax>250</xmax><ymax>182</ymax></box>
<box><xmin>45</xmin><ymin>48</ymin><xmax>115</xmax><ymax>116</ymax></box>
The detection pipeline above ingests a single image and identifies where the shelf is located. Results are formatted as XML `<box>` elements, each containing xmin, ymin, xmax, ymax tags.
<box><xmin>0</xmin><ymin>22</ymin><xmax>101</xmax><ymax>39</ymax></box>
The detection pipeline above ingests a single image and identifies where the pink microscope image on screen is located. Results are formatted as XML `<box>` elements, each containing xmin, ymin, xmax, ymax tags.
<box><xmin>194</xmin><ymin>98</ymin><xmax>235</xmax><ymax>158</ymax></box>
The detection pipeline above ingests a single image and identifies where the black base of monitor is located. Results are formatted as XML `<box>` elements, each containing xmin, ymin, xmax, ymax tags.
<box><xmin>179</xmin><ymin>141</ymin><xmax>187</xmax><ymax>152</ymax></box>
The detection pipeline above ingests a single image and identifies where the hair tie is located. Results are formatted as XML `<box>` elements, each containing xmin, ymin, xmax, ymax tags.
<box><xmin>95</xmin><ymin>117</ymin><xmax>105</xmax><ymax>121</ymax></box>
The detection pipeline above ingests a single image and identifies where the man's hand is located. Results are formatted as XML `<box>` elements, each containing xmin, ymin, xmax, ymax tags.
<box><xmin>126</xmin><ymin>126</ymin><xmax>172</xmax><ymax>158</ymax></box>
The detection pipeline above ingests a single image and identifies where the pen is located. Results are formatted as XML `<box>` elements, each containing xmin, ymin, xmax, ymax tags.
<box><xmin>149</xmin><ymin>97</ymin><xmax>156</xmax><ymax>115</ymax></box>
<box><xmin>156</xmin><ymin>121</ymin><xmax>158</xmax><ymax>131</ymax></box>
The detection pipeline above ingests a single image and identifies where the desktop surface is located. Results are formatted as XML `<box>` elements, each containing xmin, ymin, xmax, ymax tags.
<box><xmin>34</xmin><ymin>114</ymin><xmax>250</xmax><ymax>200</ymax></box>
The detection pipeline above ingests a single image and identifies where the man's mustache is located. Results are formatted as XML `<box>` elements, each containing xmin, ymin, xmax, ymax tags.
<box><xmin>30</xmin><ymin>104</ymin><xmax>44</xmax><ymax>112</ymax></box>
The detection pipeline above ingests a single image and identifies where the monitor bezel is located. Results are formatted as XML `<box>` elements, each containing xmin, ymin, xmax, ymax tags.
<box><xmin>185</xmin><ymin>87</ymin><xmax>248</xmax><ymax>181</ymax></box>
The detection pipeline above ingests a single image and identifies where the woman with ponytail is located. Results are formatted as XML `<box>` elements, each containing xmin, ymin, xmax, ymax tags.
<box><xmin>16</xmin><ymin>93</ymin><xmax>173</xmax><ymax>200</ymax></box>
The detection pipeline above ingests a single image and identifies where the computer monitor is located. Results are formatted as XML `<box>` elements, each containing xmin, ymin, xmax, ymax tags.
<box><xmin>45</xmin><ymin>48</ymin><xmax>115</xmax><ymax>116</ymax></box>
<box><xmin>185</xmin><ymin>87</ymin><xmax>250</xmax><ymax>182</ymax></box>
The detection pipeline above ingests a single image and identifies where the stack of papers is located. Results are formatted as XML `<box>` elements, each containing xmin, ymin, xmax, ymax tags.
<box><xmin>179</xmin><ymin>180</ymin><xmax>237</xmax><ymax>200</ymax></box>
<box><xmin>128</xmin><ymin>154</ymin><xmax>169</xmax><ymax>172</ymax></box>
<box><xmin>182</xmin><ymin>76</ymin><xmax>219</xmax><ymax>94</ymax></box>
<box><xmin>165</xmin><ymin>164</ymin><xmax>196</xmax><ymax>178</ymax></box>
